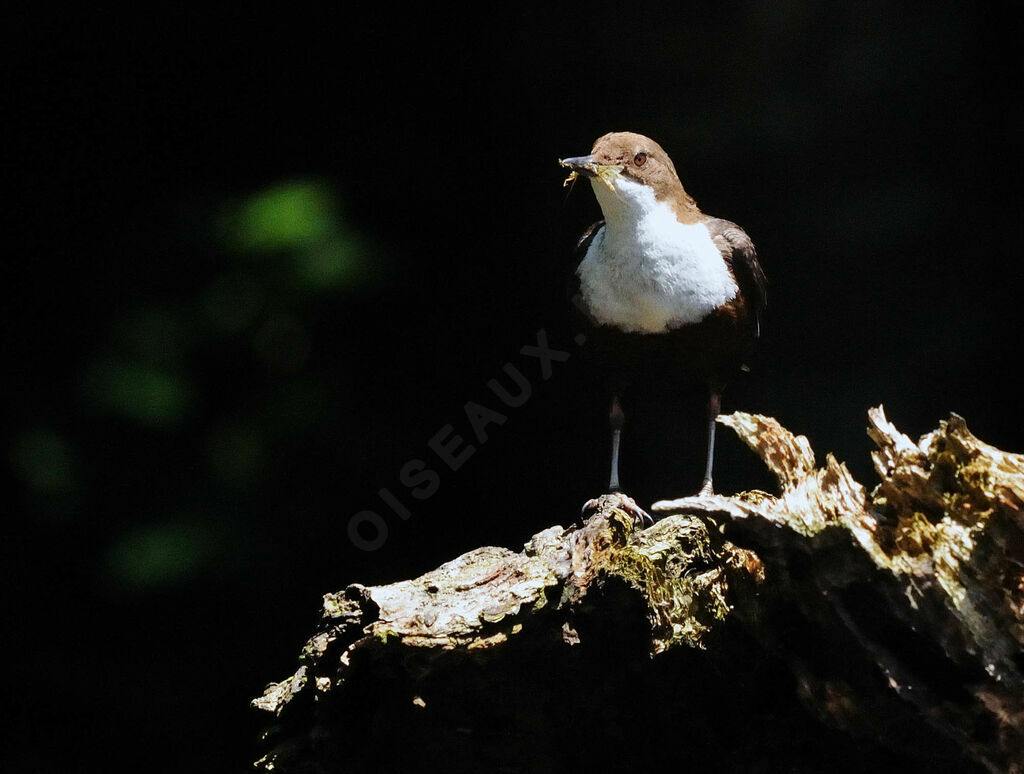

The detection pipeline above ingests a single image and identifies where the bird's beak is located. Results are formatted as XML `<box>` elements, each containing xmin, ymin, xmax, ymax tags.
<box><xmin>559</xmin><ymin>155</ymin><xmax>624</xmax><ymax>190</ymax></box>
<box><xmin>558</xmin><ymin>155</ymin><xmax>598</xmax><ymax>176</ymax></box>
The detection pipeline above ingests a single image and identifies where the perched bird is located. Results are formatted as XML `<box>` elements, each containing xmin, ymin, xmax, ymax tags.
<box><xmin>560</xmin><ymin>131</ymin><xmax>766</xmax><ymax>507</ymax></box>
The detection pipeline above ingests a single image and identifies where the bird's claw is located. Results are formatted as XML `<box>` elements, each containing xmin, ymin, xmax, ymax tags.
<box><xmin>615</xmin><ymin>493</ymin><xmax>655</xmax><ymax>527</ymax></box>
<box><xmin>580</xmin><ymin>492</ymin><xmax>654</xmax><ymax>528</ymax></box>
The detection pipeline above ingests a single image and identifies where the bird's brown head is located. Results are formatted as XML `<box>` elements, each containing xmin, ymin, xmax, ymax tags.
<box><xmin>559</xmin><ymin>131</ymin><xmax>700</xmax><ymax>223</ymax></box>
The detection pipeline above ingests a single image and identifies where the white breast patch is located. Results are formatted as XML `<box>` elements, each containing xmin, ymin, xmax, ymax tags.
<box><xmin>577</xmin><ymin>177</ymin><xmax>738</xmax><ymax>334</ymax></box>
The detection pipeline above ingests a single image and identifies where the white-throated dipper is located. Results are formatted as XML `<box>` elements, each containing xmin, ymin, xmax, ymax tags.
<box><xmin>560</xmin><ymin>131</ymin><xmax>766</xmax><ymax>510</ymax></box>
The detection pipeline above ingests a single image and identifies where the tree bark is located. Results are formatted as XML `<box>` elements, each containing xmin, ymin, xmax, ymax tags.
<box><xmin>252</xmin><ymin>407</ymin><xmax>1023</xmax><ymax>773</ymax></box>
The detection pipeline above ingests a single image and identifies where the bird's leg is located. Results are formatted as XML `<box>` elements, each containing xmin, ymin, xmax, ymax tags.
<box><xmin>608</xmin><ymin>392</ymin><xmax>624</xmax><ymax>492</ymax></box>
<box><xmin>697</xmin><ymin>390</ymin><xmax>722</xmax><ymax>496</ymax></box>
<box><xmin>580</xmin><ymin>393</ymin><xmax>652</xmax><ymax>526</ymax></box>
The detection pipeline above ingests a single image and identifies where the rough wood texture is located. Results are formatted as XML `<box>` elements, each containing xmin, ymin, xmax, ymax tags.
<box><xmin>253</xmin><ymin>408</ymin><xmax>1023</xmax><ymax>773</ymax></box>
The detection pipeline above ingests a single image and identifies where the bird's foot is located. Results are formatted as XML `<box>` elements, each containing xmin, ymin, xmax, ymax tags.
<box><xmin>697</xmin><ymin>479</ymin><xmax>715</xmax><ymax>497</ymax></box>
<box><xmin>581</xmin><ymin>491</ymin><xmax>654</xmax><ymax>527</ymax></box>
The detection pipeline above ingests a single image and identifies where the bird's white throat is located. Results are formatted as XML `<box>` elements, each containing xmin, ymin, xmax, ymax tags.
<box><xmin>577</xmin><ymin>176</ymin><xmax>738</xmax><ymax>333</ymax></box>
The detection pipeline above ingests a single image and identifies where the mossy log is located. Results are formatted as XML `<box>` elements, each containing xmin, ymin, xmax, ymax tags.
<box><xmin>252</xmin><ymin>407</ymin><xmax>1023</xmax><ymax>773</ymax></box>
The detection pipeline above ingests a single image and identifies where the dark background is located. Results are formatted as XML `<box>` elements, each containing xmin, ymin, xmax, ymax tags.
<box><xmin>6</xmin><ymin>4</ymin><xmax>1021</xmax><ymax>771</ymax></box>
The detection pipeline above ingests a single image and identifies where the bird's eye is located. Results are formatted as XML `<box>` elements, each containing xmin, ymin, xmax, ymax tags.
<box><xmin>633</xmin><ymin>152</ymin><xmax>648</xmax><ymax>167</ymax></box>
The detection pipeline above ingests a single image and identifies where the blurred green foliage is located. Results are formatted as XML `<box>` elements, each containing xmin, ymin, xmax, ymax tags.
<box><xmin>12</xmin><ymin>177</ymin><xmax>378</xmax><ymax>589</ymax></box>
<box><xmin>84</xmin><ymin>359</ymin><xmax>193</xmax><ymax>428</ymax></box>
<box><xmin>223</xmin><ymin>180</ymin><xmax>335</xmax><ymax>253</ymax></box>
<box><xmin>205</xmin><ymin>418</ymin><xmax>268</xmax><ymax>489</ymax></box>
<box><xmin>10</xmin><ymin>428</ymin><xmax>80</xmax><ymax>496</ymax></box>
<box><xmin>104</xmin><ymin>515</ymin><xmax>225</xmax><ymax>590</ymax></box>
<box><xmin>219</xmin><ymin>179</ymin><xmax>367</xmax><ymax>292</ymax></box>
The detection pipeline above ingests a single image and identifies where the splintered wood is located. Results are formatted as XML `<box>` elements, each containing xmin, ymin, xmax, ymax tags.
<box><xmin>654</xmin><ymin>406</ymin><xmax>1023</xmax><ymax>772</ymax></box>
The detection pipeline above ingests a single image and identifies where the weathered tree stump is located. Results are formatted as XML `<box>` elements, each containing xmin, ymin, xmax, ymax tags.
<box><xmin>253</xmin><ymin>407</ymin><xmax>1023</xmax><ymax>773</ymax></box>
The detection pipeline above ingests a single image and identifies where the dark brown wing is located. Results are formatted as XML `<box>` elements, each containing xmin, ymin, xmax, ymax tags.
<box><xmin>705</xmin><ymin>218</ymin><xmax>767</xmax><ymax>338</ymax></box>
<box><xmin>575</xmin><ymin>219</ymin><xmax>605</xmax><ymax>257</ymax></box>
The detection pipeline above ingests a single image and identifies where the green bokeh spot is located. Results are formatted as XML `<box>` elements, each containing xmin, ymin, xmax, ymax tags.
<box><xmin>205</xmin><ymin>420</ymin><xmax>267</xmax><ymax>488</ymax></box>
<box><xmin>85</xmin><ymin>360</ymin><xmax>191</xmax><ymax>428</ymax></box>
<box><xmin>105</xmin><ymin>517</ymin><xmax>221</xmax><ymax>590</ymax></box>
<box><xmin>10</xmin><ymin>429</ymin><xmax>80</xmax><ymax>495</ymax></box>
<box><xmin>293</xmin><ymin>234</ymin><xmax>363</xmax><ymax>290</ymax></box>
<box><xmin>228</xmin><ymin>180</ymin><xmax>336</xmax><ymax>253</ymax></box>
